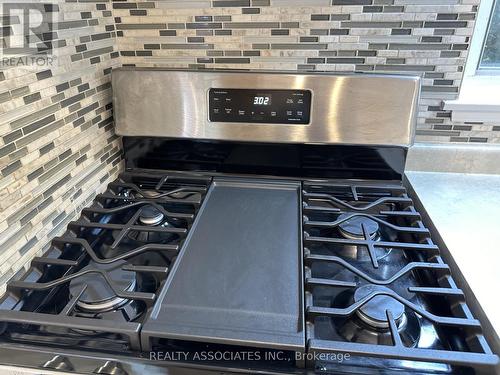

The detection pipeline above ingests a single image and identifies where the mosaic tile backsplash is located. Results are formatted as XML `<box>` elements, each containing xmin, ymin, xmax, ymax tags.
<box><xmin>0</xmin><ymin>0</ymin><xmax>499</xmax><ymax>288</ymax></box>
<box><xmin>0</xmin><ymin>1</ymin><xmax>123</xmax><ymax>291</ymax></box>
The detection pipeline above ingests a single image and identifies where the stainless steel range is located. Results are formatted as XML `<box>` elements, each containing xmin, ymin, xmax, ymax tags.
<box><xmin>0</xmin><ymin>69</ymin><xmax>498</xmax><ymax>375</ymax></box>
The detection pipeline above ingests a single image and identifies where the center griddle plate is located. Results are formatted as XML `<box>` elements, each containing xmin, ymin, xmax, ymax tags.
<box><xmin>141</xmin><ymin>177</ymin><xmax>305</xmax><ymax>351</ymax></box>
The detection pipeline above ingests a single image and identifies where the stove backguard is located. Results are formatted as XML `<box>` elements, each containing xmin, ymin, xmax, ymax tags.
<box><xmin>113</xmin><ymin>69</ymin><xmax>420</xmax><ymax>148</ymax></box>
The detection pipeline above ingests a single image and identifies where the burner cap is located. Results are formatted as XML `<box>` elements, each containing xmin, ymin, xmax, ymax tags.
<box><xmin>69</xmin><ymin>260</ymin><xmax>136</xmax><ymax>312</ymax></box>
<box><xmin>338</xmin><ymin>214</ymin><xmax>379</xmax><ymax>240</ymax></box>
<box><xmin>139</xmin><ymin>205</ymin><xmax>164</xmax><ymax>226</ymax></box>
<box><xmin>353</xmin><ymin>285</ymin><xmax>404</xmax><ymax>329</ymax></box>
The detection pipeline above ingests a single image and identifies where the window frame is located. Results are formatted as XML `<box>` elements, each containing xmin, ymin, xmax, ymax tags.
<box><xmin>465</xmin><ymin>0</ymin><xmax>499</xmax><ymax>77</ymax></box>
<box><xmin>445</xmin><ymin>0</ymin><xmax>500</xmax><ymax>122</ymax></box>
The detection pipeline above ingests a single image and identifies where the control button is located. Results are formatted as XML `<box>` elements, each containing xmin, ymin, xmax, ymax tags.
<box><xmin>297</xmin><ymin>99</ymin><xmax>304</xmax><ymax>104</ymax></box>
<box><xmin>259</xmin><ymin>111</ymin><xmax>265</xmax><ymax>115</ymax></box>
<box><xmin>213</xmin><ymin>97</ymin><xmax>220</xmax><ymax>102</ymax></box>
<box><xmin>224</xmin><ymin>108</ymin><xmax>232</xmax><ymax>114</ymax></box>
<box><xmin>251</xmin><ymin>111</ymin><xmax>255</xmax><ymax>115</ymax></box>
<box><xmin>286</xmin><ymin>110</ymin><xmax>293</xmax><ymax>116</ymax></box>
<box><xmin>270</xmin><ymin>111</ymin><xmax>277</xmax><ymax>117</ymax></box>
<box><xmin>225</xmin><ymin>97</ymin><xmax>232</xmax><ymax>102</ymax></box>
<box><xmin>213</xmin><ymin>108</ymin><xmax>220</xmax><ymax>114</ymax></box>
<box><xmin>286</xmin><ymin>98</ymin><xmax>294</xmax><ymax>104</ymax></box>
<box><xmin>238</xmin><ymin>110</ymin><xmax>245</xmax><ymax>115</ymax></box>
<box><xmin>297</xmin><ymin>111</ymin><xmax>303</xmax><ymax>116</ymax></box>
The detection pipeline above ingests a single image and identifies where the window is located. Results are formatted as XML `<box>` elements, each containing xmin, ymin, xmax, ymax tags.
<box><xmin>445</xmin><ymin>0</ymin><xmax>500</xmax><ymax>122</ymax></box>
<box><xmin>478</xmin><ymin>0</ymin><xmax>500</xmax><ymax>72</ymax></box>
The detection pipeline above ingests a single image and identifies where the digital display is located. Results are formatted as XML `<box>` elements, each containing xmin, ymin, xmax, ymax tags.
<box><xmin>209</xmin><ymin>88</ymin><xmax>311</xmax><ymax>124</ymax></box>
<box><xmin>253</xmin><ymin>96</ymin><xmax>271</xmax><ymax>105</ymax></box>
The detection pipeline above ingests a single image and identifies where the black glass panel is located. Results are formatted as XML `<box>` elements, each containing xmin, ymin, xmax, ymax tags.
<box><xmin>122</xmin><ymin>137</ymin><xmax>407</xmax><ymax>181</ymax></box>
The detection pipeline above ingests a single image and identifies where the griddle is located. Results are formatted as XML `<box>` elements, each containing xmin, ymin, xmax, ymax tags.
<box><xmin>141</xmin><ymin>177</ymin><xmax>305</xmax><ymax>351</ymax></box>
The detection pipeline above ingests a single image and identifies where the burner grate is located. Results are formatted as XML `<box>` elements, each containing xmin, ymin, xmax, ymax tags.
<box><xmin>0</xmin><ymin>171</ymin><xmax>212</xmax><ymax>352</ymax></box>
<box><xmin>302</xmin><ymin>180</ymin><xmax>498</xmax><ymax>372</ymax></box>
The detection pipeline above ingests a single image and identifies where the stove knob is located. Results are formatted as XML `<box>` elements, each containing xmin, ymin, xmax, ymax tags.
<box><xmin>43</xmin><ymin>355</ymin><xmax>74</xmax><ymax>371</ymax></box>
<box><xmin>93</xmin><ymin>361</ymin><xmax>128</xmax><ymax>375</ymax></box>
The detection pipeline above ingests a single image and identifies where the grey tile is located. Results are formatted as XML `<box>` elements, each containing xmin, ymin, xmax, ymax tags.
<box><xmin>281</xmin><ymin>22</ymin><xmax>299</xmax><ymax>28</ymax></box>
<box><xmin>213</xmin><ymin>0</ymin><xmax>250</xmax><ymax>6</ymax></box>
<box><xmin>421</xmin><ymin>86</ymin><xmax>459</xmax><ymax>93</ymax></box>
<box><xmin>27</xmin><ymin>167</ymin><xmax>44</xmax><ymax>181</ymax></box>
<box><xmin>215</xmin><ymin>30</ymin><xmax>231</xmax><ymax>36</ymax></box>
<box><xmin>61</xmin><ymin>93</ymin><xmax>85</xmax><ymax>108</ymax></box>
<box><xmin>271</xmin><ymin>43</ymin><xmax>327</xmax><ymax>50</ymax></box>
<box><xmin>10</xmin><ymin>104</ymin><xmax>60</xmax><ymax>130</ymax></box>
<box><xmin>242</xmin><ymin>8</ymin><xmax>260</xmax><ymax>14</ymax></box>
<box><xmin>23</xmin><ymin>92</ymin><xmax>42</xmax><ymax>105</ymax></box>
<box><xmin>161</xmin><ymin>43</ymin><xmax>214</xmax><ymax>49</ymax></box>
<box><xmin>1</xmin><ymin>160</ymin><xmax>22</xmax><ymax>177</ymax></box>
<box><xmin>342</xmin><ymin>21</ymin><xmax>401</xmax><ymax>28</ymax></box>
<box><xmin>271</xmin><ymin>29</ymin><xmax>289</xmax><ymax>35</ymax></box>
<box><xmin>424</xmin><ymin>21</ymin><xmax>468</xmax><ymax>28</ymax></box>
<box><xmin>195</xmin><ymin>16</ymin><xmax>213</xmax><ymax>22</ymax></box>
<box><xmin>330</xmin><ymin>29</ymin><xmax>349</xmax><ymax>35</ymax></box>
<box><xmin>311</xmin><ymin>14</ymin><xmax>329</xmax><ymax>21</ymax></box>
<box><xmin>224</xmin><ymin>22</ymin><xmax>279</xmax><ymax>29</ymax></box>
<box><xmin>0</xmin><ymin>143</ymin><xmax>16</xmax><ymax>158</ymax></box>
<box><xmin>82</xmin><ymin>46</ymin><xmax>114</xmax><ymax>58</ymax></box>
<box><xmin>186</xmin><ymin>23</ymin><xmax>222</xmax><ymax>29</ymax></box>
<box><xmin>117</xmin><ymin>23</ymin><xmax>166</xmax><ymax>30</ymax></box>
<box><xmin>375</xmin><ymin>64</ymin><xmax>435</xmax><ymax>72</ymax></box>
<box><xmin>3</xmin><ymin>130</ymin><xmax>23</xmax><ymax>144</ymax></box>
<box><xmin>327</xmin><ymin>57</ymin><xmax>365</xmax><ymax>63</ymax></box>
<box><xmin>389</xmin><ymin>43</ymin><xmax>451</xmax><ymax>50</ymax></box>
<box><xmin>311</xmin><ymin>29</ymin><xmax>329</xmax><ymax>35</ymax></box>
<box><xmin>0</xmin><ymin>91</ymin><xmax>11</xmax><ymax>104</ymax></box>
<box><xmin>300</xmin><ymin>36</ymin><xmax>318</xmax><ymax>42</ymax></box>
<box><xmin>159</xmin><ymin>30</ymin><xmax>176</xmax><ymax>36</ymax></box>
<box><xmin>214</xmin><ymin>15</ymin><xmax>232</xmax><ymax>21</ymax></box>
<box><xmin>22</xmin><ymin>114</ymin><xmax>56</xmax><ymax>135</ymax></box>
<box><xmin>16</xmin><ymin>119</ymin><xmax>65</xmax><ymax>148</ymax></box>
<box><xmin>214</xmin><ymin>58</ymin><xmax>250</xmax><ymax>63</ymax></box>
<box><xmin>36</xmin><ymin>70</ymin><xmax>52</xmax><ymax>80</ymax></box>
<box><xmin>469</xmin><ymin>137</ymin><xmax>488</xmax><ymax>143</ymax></box>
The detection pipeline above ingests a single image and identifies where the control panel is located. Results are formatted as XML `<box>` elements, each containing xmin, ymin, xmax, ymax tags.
<box><xmin>208</xmin><ymin>88</ymin><xmax>312</xmax><ymax>125</ymax></box>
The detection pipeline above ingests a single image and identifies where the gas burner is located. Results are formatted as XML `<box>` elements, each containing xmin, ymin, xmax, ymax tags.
<box><xmin>338</xmin><ymin>213</ymin><xmax>379</xmax><ymax>240</ymax></box>
<box><xmin>336</xmin><ymin>214</ymin><xmax>392</xmax><ymax>261</ymax></box>
<box><xmin>69</xmin><ymin>260</ymin><xmax>136</xmax><ymax>313</ymax></box>
<box><xmin>139</xmin><ymin>205</ymin><xmax>164</xmax><ymax>226</ymax></box>
<box><xmin>354</xmin><ymin>285</ymin><xmax>403</xmax><ymax>329</ymax></box>
<box><xmin>333</xmin><ymin>287</ymin><xmax>421</xmax><ymax>347</ymax></box>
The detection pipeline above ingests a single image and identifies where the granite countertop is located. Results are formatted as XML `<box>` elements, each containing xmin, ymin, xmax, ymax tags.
<box><xmin>405</xmin><ymin>171</ymin><xmax>500</xmax><ymax>353</ymax></box>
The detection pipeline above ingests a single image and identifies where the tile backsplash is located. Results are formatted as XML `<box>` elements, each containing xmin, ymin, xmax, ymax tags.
<box><xmin>0</xmin><ymin>0</ymin><xmax>499</xmax><ymax>288</ymax></box>
<box><xmin>0</xmin><ymin>1</ymin><xmax>122</xmax><ymax>290</ymax></box>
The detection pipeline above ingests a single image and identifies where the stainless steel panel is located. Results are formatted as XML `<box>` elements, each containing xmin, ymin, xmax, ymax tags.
<box><xmin>141</xmin><ymin>177</ymin><xmax>304</xmax><ymax>351</ymax></box>
<box><xmin>112</xmin><ymin>68</ymin><xmax>420</xmax><ymax>147</ymax></box>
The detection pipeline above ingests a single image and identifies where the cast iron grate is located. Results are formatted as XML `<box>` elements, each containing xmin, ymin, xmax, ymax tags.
<box><xmin>0</xmin><ymin>171</ymin><xmax>211</xmax><ymax>352</ymax></box>
<box><xmin>302</xmin><ymin>180</ymin><xmax>498</xmax><ymax>373</ymax></box>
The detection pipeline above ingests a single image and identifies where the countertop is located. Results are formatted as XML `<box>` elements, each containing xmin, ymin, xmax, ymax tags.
<box><xmin>405</xmin><ymin>171</ymin><xmax>500</xmax><ymax>353</ymax></box>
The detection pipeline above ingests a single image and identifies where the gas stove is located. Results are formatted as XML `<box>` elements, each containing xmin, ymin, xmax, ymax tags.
<box><xmin>0</xmin><ymin>70</ymin><xmax>498</xmax><ymax>375</ymax></box>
